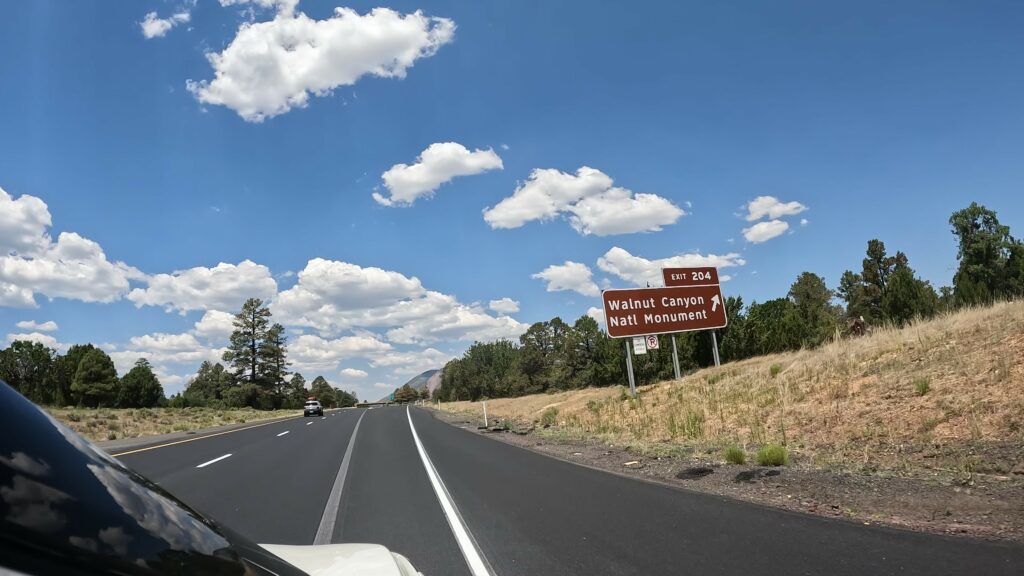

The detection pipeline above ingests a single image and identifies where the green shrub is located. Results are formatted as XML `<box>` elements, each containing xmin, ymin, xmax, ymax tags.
<box><xmin>913</xmin><ymin>377</ymin><xmax>930</xmax><ymax>396</ymax></box>
<box><xmin>769</xmin><ymin>364</ymin><xmax>782</xmax><ymax>378</ymax></box>
<box><xmin>706</xmin><ymin>373</ymin><xmax>725</xmax><ymax>385</ymax></box>
<box><xmin>586</xmin><ymin>400</ymin><xmax>601</xmax><ymax>414</ymax></box>
<box><xmin>540</xmin><ymin>407</ymin><xmax>559</xmax><ymax>426</ymax></box>
<box><xmin>756</xmin><ymin>443</ymin><xmax>788</xmax><ymax>466</ymax></box>
<box><xmin>724</xmin><ymin>445</ymin><xmax>746</xmax><ymax>464</ymax></box>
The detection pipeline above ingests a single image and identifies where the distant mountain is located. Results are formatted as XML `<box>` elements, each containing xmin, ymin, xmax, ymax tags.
<box><xmin>403</xmin><ymin>369</ymin><xmax>439</xmax><ymax>392</ymax></box>
<box><xmin>424</xmin><ymin>369</ymin><xmax>443</xmax><ymax>395</ymax></box>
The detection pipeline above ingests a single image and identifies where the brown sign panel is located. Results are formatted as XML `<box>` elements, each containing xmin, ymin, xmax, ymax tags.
<box><xmin>662</xmin><ymin>267</ymin><xmax>719</xmax><ymax>287</ymax></box>
<box><xmin>602</xmin><ymin>285</ymin><xmax>728</xmax><ymax>338</ymax></box>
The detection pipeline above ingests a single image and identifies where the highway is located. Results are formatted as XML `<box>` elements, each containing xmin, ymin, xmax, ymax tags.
<box><xmin>114</xmin><ymin>406</ymin><xmax>1024</xmax><ymax>576</ymax></box>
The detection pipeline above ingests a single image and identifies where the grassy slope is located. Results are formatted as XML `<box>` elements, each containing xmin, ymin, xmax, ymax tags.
<box><xmin>46</xmin><ymin>407</ymin><xmax>298</xmax><ymax>442</ymax></box>
<box><xmin>443</xmin><ymin>301</ymin><xmax>1024</xmax><ymax>477</ymax></box>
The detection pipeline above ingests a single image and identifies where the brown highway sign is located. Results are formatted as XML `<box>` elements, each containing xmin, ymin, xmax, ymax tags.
<box><xmin>602</xmin><ymin>285</ymin><xmax>728</xmax><ymax>338</ymax></box>
<box><xmin>662</xmin><ymin>267</ymin><xmax>719</xmax><ymax>287</ymax></box>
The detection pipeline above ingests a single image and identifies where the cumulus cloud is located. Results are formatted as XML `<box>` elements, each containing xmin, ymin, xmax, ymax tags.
<box><xmin>373</xmin><ymin>142</ymin><xmax>503</xmax><ymax>206</ymax></box>
<box><xmin>5</xmin><ymin>332</ymin><xmax>60</xmax><ymax>349</ymax></box>
<box><xmin>532</xmin><ymin>261</ymin><xmax>600</xmax><ymax>297</ymax></box>
<box><xmin>0</xmin><ymin>284</ymin><xmax>35</xmax><ymax>308</ymax></box>
<box><xmin>368</xmin><ymin>347</ymin><xmax>452</xmax><ymax>376</ymax></box>
<box><xmin>743</xmin><ymin>219</ymin><xmax>789</xmax><ymax>244</ymax></box>
<box><xmin>586</xmin><ymin>306</ymin><xmax>605</xmax><ymax>326</ymax></box>
<box><xmin>596</xmin><ymin>247</ymin><xmax>746</xmax><ymax>287</ymax></box>
<box><xmin>483</xmin><ymin>167</ymin><xmax>684</xmax><ymax>236</ymax></box>
<box><xmin>139</xmin><ymin>11</ymin><xmax>190</xmax><ymax>39</ymax></box>
<box><xmin>15</xmin><ymin>320</ymin><xmax>58</xmax><ymax>332</ymax></box>
<box><xmin>289</xmin><ymin>334</ymin><xmax>392</xmax><ymax>374</ymax></box>
<box><xmin>128</xmin><ymin>260</ymin><xmax>276</xmax><ymax>314</ymax></box>
<box><xmin>187</xmin><ymin>6</ymin><xmax>455</xmax><ymax>121</ymax></box>
<box><xmin>0</xmin><ymin>233</ymin><xmax>140</xmax><ymax>307</ymax></box>
<box><xmin>339</xmin><ymin>368</ymin><xmax>368</xmax><ymax>379</ymax></box>
<box><xmin>0</xmin><ymin>187</ymin><xmax>51</xmax><ymax>257</ymax></box>
<box><xmin>488</xmin><ymin>298</ymin><xmax>519</xmax><ymax>314</ymax></box>
<box><xmin>274</xmin><ymin>259</ymin><xmax>526</xmax><ymax>344</ymax></box>
<box><xmin>744</xmin><ymin>196</ymin><xmax>807</xmax><ymax>222</ymax></box>
<box><xmin>192</xmin><ymin>310</ymin><xmax>236</xmax><ymax>342</ymax></box>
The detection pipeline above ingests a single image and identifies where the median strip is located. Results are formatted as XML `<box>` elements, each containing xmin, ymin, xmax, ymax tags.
<box><xmin>313</xmin><ymin>410</ymin><xmax>367</xmax><ymax>545</ymax></box>
<box><xmin>406</xmin><ymin>407</ymin><xmax>494</xmax><ymax>576</ymax></box>
<box><xmin>196</xmin><ymin>453</ymin><xmax>232</xmax><ymax>468</ymax></box>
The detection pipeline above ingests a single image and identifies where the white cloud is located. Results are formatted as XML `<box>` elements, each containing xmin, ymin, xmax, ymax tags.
<box><xmin>140</xmin><ymin>11</ymin><xmax>190</xmax><ymax>39</ymax></box>
<box><xmin>488</xmin><ymin>298</ymin><xmax>519</xmax><ymax>314</ymax></box>
<box><xmin>0</xmin><ymin>283</ymin><xmax>35</xmax><ymax>308</ymax></box>
<box><xmin>373</xmin><ymin>142</ymin><xmax>503</xmax><ymax>206</ymax></box>
<box><xmin>0</xmin><ymin>233</ymin><xmax>139</xmax><ymax>307</ymax></box>
<box><xmin>743</xmin><ymin>219</ymin><xmax>789</xmax><ymax>244</ymax></box>
<box><xmin>0</xmin><ymin>187</ymin><xmax>51</xmax><ymax>257</ymax></box>
<box><xmin>289</xmin><ymin>334</ymin><xmax>392</xmax><ymax>374</ymax></box>
<box><xmin>596</xmin><ymin>246</ymin><xmax>746</xmax><ymax>287</ymax></box>
<box><xmin>373</xmin><ymin>382</ymin><xmax>393</xmax><ymax>389</ymax></box>
<box><xmin>339</xmin><ymin>368</ymin><xmax>368</xmax><ymax>379</ymax></box>
<box><xmin>109</xmin><ymin>331</ymin><xmax>225</xmax><ymax>387</ymax></box>
<box><xmin>744</xmin><ymin>196</ymin><xmax>807</xmax><ymax>222</ymax></box>
<box><xmin>586</xmin><ymin>306</ymin><xmax>605</xmax><ymax>326</ymax></box>
<box><xmin>483</xmin><ymin>167</ymin><xmax>684</xmax><ymax>236</ymax></box>
<box><xmin>800</xmin><ymin>218</ymin><xmax>809</xmax><ymax>227</ymax></box>
<box><xmin>192</xmin><ymin>310</ymin><xmax>236</xmax><ymax>342</ymax></box>
<box><xmin>368</xmin><ymin>347</ymin><xmax>451</xmax><ymax>376</ymax></box>
<box><xmin>532</xmin><ymin>261</ymin><xmax>600</xmax><ymax>297</ymax></box>
<box><xmin>15</xmin><ymin>320</ymin><xmax>58</xmax><ymax>332</ymax></box>
<box><xmin>128</xmin><ymin>260</ymin><xmax>276</xmax><ymax>314</ymax></box>
<box><xmin>187</xmin><ymin>7</ymin><xmax>455</xmax><ymax>122</ymax></box>
<box><xmin>5</xmin><ymin>332</ymin><xmax>59</xmax><ymax>349</ymax></box>
<box><xmin>274</xmin><ymin>259</ymin><xmax>526</xmax><ymax>344</ymax></box>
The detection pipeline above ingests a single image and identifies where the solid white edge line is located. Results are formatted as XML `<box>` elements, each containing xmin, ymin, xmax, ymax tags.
<box><xmin>277</xmin><ymin>431</ymin><xmax>290</xmax><ymax>437</ymax></box>
<box><xmin>313</xmin><ymin>410</ymin><xmax>367</xmax><ymax>545</ymax></box>
<box><xmin>196</xmin><ymin>453</ymin><xmax>232</xmax><ymax>468</ymax></box>
<box><xmin>406</xmin><ymin>407</ymin><xmax>494</xmax><ymax>576</ymax></box>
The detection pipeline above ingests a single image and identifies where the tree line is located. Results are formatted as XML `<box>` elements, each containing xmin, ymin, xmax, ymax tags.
<box><xmin>0</xmin><ymin>342</ymin><xmax>164</xmax><ymax>408</ymax></box>
<box><xmin>1</xmin><ymin>297</ymin><xmax>358</xmax><ymax>410</ymax></box>
<box><xmin>434</xmin><ymin>203</ymin><xmax>1024</xmax><ymax>401</ymax></box>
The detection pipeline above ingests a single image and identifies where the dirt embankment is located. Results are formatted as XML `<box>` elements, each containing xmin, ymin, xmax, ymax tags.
<box><xmin>438</xmin><ymin>301</ymin><xmax>1024</xmax><ymax>541</ymax></box>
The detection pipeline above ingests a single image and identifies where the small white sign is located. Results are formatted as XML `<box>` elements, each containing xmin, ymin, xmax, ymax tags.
<box><xmin>632</xmin><ymin>336</ymin><xmax>647</xmax><ymax>355</ymax></box>
<box><xmin>646</xmin><ymin>335</ymin><xmax>660</xmax><ymax>350</ymax></box>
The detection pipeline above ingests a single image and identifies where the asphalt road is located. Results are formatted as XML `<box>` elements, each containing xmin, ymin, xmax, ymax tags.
<box><xmin>115</xmin><ymin>406</ymin><xmax>1024</xmax><ymax>576</ymax></box>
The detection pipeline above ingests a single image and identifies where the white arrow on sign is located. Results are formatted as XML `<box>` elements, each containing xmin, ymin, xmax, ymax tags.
<box><xmin>711</xmin><ymin>294</ymin><xmax>720</xmax><ymax>312</ymax></box>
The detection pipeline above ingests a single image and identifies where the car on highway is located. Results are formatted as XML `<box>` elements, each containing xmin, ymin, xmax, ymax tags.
<box><xmin>304</xmin><ymin>399</ymin><xmax>324</xmax><ymax>417</ymax></box>
<box><xmin>0</xmin><ymin>381</ymin><xmax>421</xmax><ymax>576</ymax></box>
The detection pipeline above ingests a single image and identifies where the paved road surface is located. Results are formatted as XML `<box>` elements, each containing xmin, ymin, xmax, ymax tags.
<box><xmin>115</xmin><ymin>406</ymin><xmax>1024</xmax><ymax>576</ymax></box>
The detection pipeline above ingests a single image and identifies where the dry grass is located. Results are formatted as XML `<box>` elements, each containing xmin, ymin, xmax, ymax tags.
<box><xmin>443</xmin><ymin>301</ymin><xmax>1024</xmax><ymax>475</ymax></box>
<box><xmin>46</xmin><ymin>406</ymin><xmax>298</xmax><ymax>442</ymax></box>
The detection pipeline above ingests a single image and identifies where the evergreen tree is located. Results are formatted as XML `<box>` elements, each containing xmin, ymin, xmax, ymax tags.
<box><xmin>117</xmin><ymin>358</ymin><xmax>164</xmax><ymax>408</ymax></box>
<box><xmin>223</xmin><ymin>298</ymin><xmax>272</xmax><ymax>384</ymax></box>
<box><xmin>949</xmin><ymin>202</ymin><xmax>1024</xmax><ymax>304</ymax></box>
<box><xmin>72</xmin><ymin>348</ymin><xmax>118</xmax><ymax>407</ymax></box>
<box><xmin>258</xmin><ymin>323</ymin><xmax>290</xmax><ymax>393</ymax></box>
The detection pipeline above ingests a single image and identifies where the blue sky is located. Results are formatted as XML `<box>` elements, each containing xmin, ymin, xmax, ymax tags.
<box><xmin>2</xmin><ymin>0</ymin><xmax>1023</xmax><ymax>399</ymax></box>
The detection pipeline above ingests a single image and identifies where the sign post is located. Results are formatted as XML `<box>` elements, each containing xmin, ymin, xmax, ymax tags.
<box><xmin>624</xmin><ymin>340</ymin><xmax>636</xmax><ymax>397</ymax></box>
<box><xmin>671</xmin><ymin>336</ymin><xmax>681</xmax><ymax>379</ymax></box>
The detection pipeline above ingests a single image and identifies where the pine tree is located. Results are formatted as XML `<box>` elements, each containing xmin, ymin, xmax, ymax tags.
<box><xmin>258</xmin><ymin>323</ymin><xmax>290</xmax><ymax>393</ymax></box>
<box><xmin>223</xmin><ymin>298</ymin><xmax>272</xmax><ymax>384</ymax></box>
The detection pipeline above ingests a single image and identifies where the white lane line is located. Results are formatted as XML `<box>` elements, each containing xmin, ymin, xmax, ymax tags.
<box><xmin>321</xmin><ymin>417</ymin><xmax>326</xmax><ymax>420</ymax></box>
<box><xmin>277</xmin><ymin>431</ymin><xmax>290</xmax><ymax>437</ymax></box>
<box><xmin>314</xmin><ymin>410</ymin><xmax>367</xmax><ymax>545</ymax></box>
<box><xmin>196</xmin><ymin>453</ymin><xmax>232</xmax><ymax>468</ymax></box>
<box><xmin>406</xmin><ymin>407</ymin><xmax>494</xmax><ymax>576</ymax></box>
<box><xmin>306</xmin><ymin>422</ymin><xmax>313</xmax><ymax>426</ymax></box>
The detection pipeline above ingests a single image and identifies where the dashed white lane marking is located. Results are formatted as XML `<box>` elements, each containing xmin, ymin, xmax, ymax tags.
<box><xmin>314</xmin><ymin>410</ymin><xmax>367</xmax><ymax>545</ymax></box>
<box><xmin>277</xmin><ymin>431</ymin><xmax>290</xmax><ymax>437</ymax></box>
<box><xmin>306</xmin><ymin>422</ymin><xmax>313</xmax><ymax>426</ymax></box>
<box><xmin>196</xmin><ymin>454</ymin><xmax>232</xmax><ymax>468</ymax></box>
<box><xmin>406</xmin><ymin>407</ymin><xmax>494</xmax><ymax>576</ymax></box>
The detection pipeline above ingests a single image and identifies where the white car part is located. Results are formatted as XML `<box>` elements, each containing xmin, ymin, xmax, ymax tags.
<box><xmin>259</xmin><ymin>543</ymin><xmax>421</xmax><ymax>576</ymax></box>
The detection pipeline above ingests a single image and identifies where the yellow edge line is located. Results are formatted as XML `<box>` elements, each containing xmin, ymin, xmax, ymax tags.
<box><xmin>109</xmin><ymin>414</ymin><xmax>307</xmax><ymax>457</ymax></box>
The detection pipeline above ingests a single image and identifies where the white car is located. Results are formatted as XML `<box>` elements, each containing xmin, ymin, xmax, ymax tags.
<box><xmin>304</xmin><ymin>400</ymin><xmax>324</xmax><ymax>417</ymax></box>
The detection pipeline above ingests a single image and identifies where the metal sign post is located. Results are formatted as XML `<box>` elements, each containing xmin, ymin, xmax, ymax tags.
<box><xmin>671</xmin><ymin>335</ymin><xmax>681</xmax><ymax>379</ymax></box>
<box><xmin>625</xmin><ymin>339</ymin><xmax>637</xmax><ymax>397</ymax></box>
<box><xmin>711</xmin><ymin>331</ymin><xmax>721</xmax><ymax>367</ymax></box>
<box><xmin>483</xmin><ymin>401</ymin><xmax>488</xmax><ymax>427</ymax></box>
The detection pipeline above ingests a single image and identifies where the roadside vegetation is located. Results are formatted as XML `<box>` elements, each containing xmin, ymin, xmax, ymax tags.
<box><xmin>46</xmin><ymin>406</ymin><xmax>297</xmax><ymax>442</ymax></box>
<box><xmin>442</xmin><ymin>299</ymin><xmax>1024</xmax><ymax>477</ymax></box>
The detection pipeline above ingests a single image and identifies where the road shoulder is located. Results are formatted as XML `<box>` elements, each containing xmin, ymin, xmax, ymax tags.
<box><xmin>429</xmin><ymin>408</ymin><xmax>1024</xmax><ymax>543</ymax></box>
